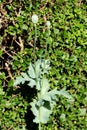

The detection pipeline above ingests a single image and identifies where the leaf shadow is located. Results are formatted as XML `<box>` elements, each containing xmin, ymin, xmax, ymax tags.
<box><xmin>19</xmin><ymin>83</ymin><xmax>38</xmax><ymax>130</ymax></box>
<box><xmin>7</xmin><ymin>82</ymin><xmax>38</xmax><ymax>130</ymax></box>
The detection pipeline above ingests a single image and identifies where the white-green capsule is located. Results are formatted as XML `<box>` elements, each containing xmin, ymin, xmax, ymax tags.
<box><xmin>31</xmin><ymin>14</ymin><xmax>38</xmax><ymax>24</ymax></box>
<box><xmin>46</xmin><ymin>21</ymin><xmax>51</xmax><ymax>27</ymax></box>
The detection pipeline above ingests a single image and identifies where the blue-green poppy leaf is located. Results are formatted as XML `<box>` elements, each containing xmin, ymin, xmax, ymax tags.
<box><xmin>36</xmin><ymin>80</ymin><xmax>41</xmax><ymax>90</ymax></box>
<box><xmin>35</xmin><ymin>60</ymin><xmax>42</xmax><ymax>78</ymax></box>
<box><xmin>14</xmin><ymin>77</ymin><xmax>25</xmax><ymax>86</ymax></box>
<box><xmin>41</xmin><ymin>78</ymin><xmax>50</xmax><ymax>95</ymax></box>
<box><xmin>28</xmin><ymin>63</ymin><xmax>36</xmax><ymax>78</ymax></box>
<box><xmin>57</xmin><ymin>88</ymin><xmax>73</xmax><ymax>99</ymax></box>
<box><xmin>21</xmin><ymin>72</ymin><xmax>30</xmax><ymax>81</ymax></box>
<box><xmin>28</xmin><ymin>78</ymin><xmax>36</xmax><ymax>88</ymax></box>
<box><xmin>30</xmin><ymin>100</ymin><xmax>39</xmax><ymax>117</ymax></box>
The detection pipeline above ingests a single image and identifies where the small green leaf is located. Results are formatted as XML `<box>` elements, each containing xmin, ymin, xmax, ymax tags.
<box><xmin>8</xmin><ymin>79</ymin><xmax>14</xmax><ymax>87</ymax></box>
<box><xmin>22</xmin><ymin>24</ymin><xmax>28</xmax><ymax>30</ymax></box>
<box><xmin>0</xmin><ymin>50</ymin><xmax>3</xmax><ymax>57</ymax></box>
<box><xmin>79</xmin><ymin>108</ymin><xmax>86</xmax><ymax>116</ymax></box>
<box><xmin>0</xmin><ymin>88</ymin><xmax>5</xmax><ymax>95</ymax></box>
<box><xmin>60</xmin><ymin>113</ymin><xmax>66</xmax><ymax>121</ymax></box>
<box><xmin>6</xmin><ymin>5</ymin><xmax>13</xmax><ymax>11</ymax></box>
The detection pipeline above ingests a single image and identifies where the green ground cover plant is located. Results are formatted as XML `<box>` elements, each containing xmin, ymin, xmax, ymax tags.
<box><xmin>0</xmin><ymin>0</ymin><xmax>87</xmax><ymax>129</ymax></box>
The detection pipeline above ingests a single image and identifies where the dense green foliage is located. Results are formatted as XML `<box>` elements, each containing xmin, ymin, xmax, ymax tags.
<box><xmin>0</xmin><ymin>0</ymin><xmax>87</xmax><ymax>129</ymax></box>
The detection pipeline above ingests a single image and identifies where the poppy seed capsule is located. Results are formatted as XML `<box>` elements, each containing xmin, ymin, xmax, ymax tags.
<box><xmin>46</xmin><ymin>21</ymin><xmax>51</xmax><ymax>27</ymax></box>
<box><xmin>32</xmin><ymin>14</ymin><xmax>38</xmax><ymax>24</ymax></box>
